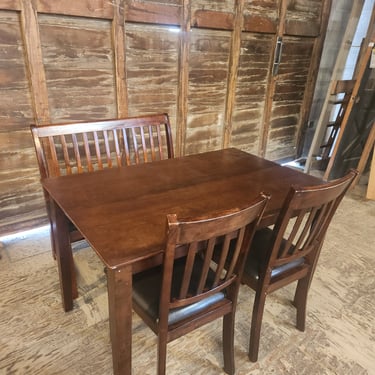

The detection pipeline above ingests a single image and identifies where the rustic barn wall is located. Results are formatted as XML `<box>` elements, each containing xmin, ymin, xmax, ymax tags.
<box><xmin>0</xmin><ymin>10</ymin><xmax>47</xmax><ymax>234</ymax></box>
<box><xmin>0</xmin><ymin>0</ymin><xmax>331</xmax><ymax>235</ymax></box>
<box><xmin>40</xmin><ymin>15</ymin><xmax>117</xmax><ymax>122</ymax></box>
<box><xmin>125</xmin><ymin>23</ymin><xmax>179</xmax><ymax>139</ymax></box>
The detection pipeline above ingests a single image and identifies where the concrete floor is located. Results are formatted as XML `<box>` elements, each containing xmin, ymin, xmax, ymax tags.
<box><xmin>0</xmin><ymin>184</ymin><xmax>374</xmax><ymax>374</ymax></box>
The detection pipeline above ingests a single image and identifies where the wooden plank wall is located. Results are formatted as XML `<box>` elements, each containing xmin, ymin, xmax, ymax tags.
<box><xmin>0</xmin><ymin>0</ymin><xmax>331</xmax><ymax>235</ymax></box>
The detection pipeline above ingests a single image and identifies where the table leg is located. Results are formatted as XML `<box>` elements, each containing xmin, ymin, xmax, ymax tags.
<box><xmin>107</xmin><ymin>265</ymin><xmax>133</xmax><ymax>375</ymax></box>
<box><xmin>50</xmin><ymin>200</ymin><xmax>76</xmax><ymax>311</ymax></box>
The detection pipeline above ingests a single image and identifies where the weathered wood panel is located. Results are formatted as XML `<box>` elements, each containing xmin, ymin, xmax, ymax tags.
<box><xmin>185</xmin><ymin>29</ymin><xmax>231</xmax><ymax>155</ymax></box>
<box><xmin>125</xmin><ymin>0</ymin><xmax>181</xmax><ymax>25</ymax></box>
<box><xmin>124</xmin><ymin>23</ymin><xmax>179</xmax><ymax>141</ymax></box>
<box><xmin>191</xmin><ymin>0</ymin><xmax>234</xmax><ymax>13</ymax></box>
<box><xmin>243</xmin><ymin>0</ymin><xmax>278</xmax><ymax>33</ymax></box>
<box><xmin>39</xmin><ymin>15</ymin><xmax>116</xmax><ymax>122</ymax></box>
<box><xmin>0</xmin><ymin>11</ymin><xmax>46</xmax><ymax>233</ymax></box>
<box><xmin>230</xmin><ymin>32</ymin><xmax>274</xmax><ymax>154</ymax></box>
<box><xmin>191</xmin><ymin>0</ymin><xmax>235</xmax><ymax>29</ymax></box>
<box><xmin>266</xmin><ymin>36</ymin><xmax>315</xmax><ymax>160</ymax></box>
<box><xmin>37</xmin><ymin>0</ymin><xmax>114</xmax><ymax>19</ymax></box>
<box><xmin>285</xmin><ymin>0</ymin><xmax>322</xmax><ymax>36</ymax></box>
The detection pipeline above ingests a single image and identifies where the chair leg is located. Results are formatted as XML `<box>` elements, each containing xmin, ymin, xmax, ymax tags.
<box><xmin>49</xmin><ymin>220</ymin><xmax>57</xmax><ymax>260</ymax></box>
<box><xmin>157</xmin><ymin>331</ymin><xmax>168</xmax><ymax>375</ymax></box>
<box><xmin>222</xmin><ymin>312</ymin><xmax>235</xmax><ymax>375</ymax></box>
<box><xmin>249</xmin><ymin>290</ymin><xmax>267</xmax><ymax>362</ymax></box>
<box><xmin>293</xmin><ymin>277</ymin><xmax>310</xmax><ymax>332</ymax></box>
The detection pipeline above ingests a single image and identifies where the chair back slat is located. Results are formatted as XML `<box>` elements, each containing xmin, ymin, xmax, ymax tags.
<box><xmin>70</xmin><ymin>133</ymin><xmax>83</xmax><ymax>173</ymax></box>
<box><xmin>213</xmin><ymin>233</ymin><xmax>232</xmax><ymax>286</ymax></box>
<box><xmin>162</xmin><ymin>195</ymin><xmax>269</xmax><ymax>313</ymax></box>
<box><xmin>227</xmin><ymin>228</ymin><xmax>246</xmax><ymax>278</ymax></box>
<box><xmin>179</xmin><ymin>242</ymin><xmax>198</xmax><ymax>299</ymax></box>
<box><xmin>47</xmin><ymin>136</ymin><xmax>61</xmax><ymax>176</ymax></box>
<box><xmin>139</xmin><ymin>126</ymin><xmax>148</xmax><ymax>162</ymax></box>
<box><xmin>102</xmin><ymin>130</ymin><xmax>113</xmax><ymax>168</ymax></box>
<box><xmin>57</xmin><ymin>135</ymin><xmax>70</xmax><ymax>175</ymax></box>
<box><xmin>121</xmin><ymin>128</ymin><xmax>131</xmax><ymax>165</ymax></box>
<box><xmin>269</xmin><ymin>170</ymin><xmax>357</xmax><ymax>268</ymax></box>
<box><xmin>92</xmin><ymin>131</ymin><xmax>103</xmax><ymax>169</ymax></box>
<box><xmin>82</xmin><ymin>132</ymin><xmax>93</xmax><ymax>172</ymax></box>
<box><xmin>30</xmin><ymin>113</ymin><xmax>174</xmax><ymax>178</ymax></box>
<box><xmin>148</xmin><ymin>125</ymin><xmax>156</xmax><ymax>160</ymax></box>
<box><xmin>196</xmin><ymin>238</ymin><xmax>216</xmax><ymax>294</ymax></box>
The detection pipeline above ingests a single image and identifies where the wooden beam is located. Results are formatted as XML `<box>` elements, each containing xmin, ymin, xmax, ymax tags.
<box><xmin>20</xmin><ymin>0</ymin><xmax>50</xmax><ymax>124</ymax></box>
<box><xmin>222</xmin><ymin>0</ymin><xmax>245</xmax><ymax>148</ymax></box>
<box><xmin>176</xmin><ymin>0</ymin><xmax>190</xmax><ymax>156</ymax></box>
<box><xmin>112</xmin><ymin>0</ymin><xmax>128</xmax><ymax>117</ymax></box>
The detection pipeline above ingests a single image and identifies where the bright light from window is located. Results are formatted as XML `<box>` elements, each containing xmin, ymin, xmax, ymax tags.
<box><xmin>168</xmin><ymin>27</ymin><xmax>180</xmax><ymax>33</ymax></box>
<box><xmin>0</xmin><ymin>225</ymin><xmax>49</xmax><ymax>242</ymax></box>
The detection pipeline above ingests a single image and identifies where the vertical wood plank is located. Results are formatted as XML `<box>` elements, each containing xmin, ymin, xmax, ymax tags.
<box><xmin>258</xmin><ymin>0</ymin><xmax>287</xmax><ymax>157</ymax></box>
<box><xmin>112</xmin><ymin>0</ymin><xmax>128</xmax><ymax>117</ymax></box>
<box><xmin>176</xmin><ymin>0</ymin><xmax>191</xmax><ymax>156</ymax></box>
<box><xmin>222</xmin><ymin>0</ymin><xmax>245</xmax><ymax>148</ymax></box>
<box><xmin>20</xmin><ymin>0</ymin><xmax>50</xmax><ymax>124</ymax></box>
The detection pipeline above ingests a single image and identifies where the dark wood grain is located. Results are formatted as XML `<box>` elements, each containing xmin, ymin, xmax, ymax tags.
<box><xmin>43</xmin><ymin>147</ymin><xmax>323</xmax><ymax>375</ymax></box>
<box><xmin>43</xmin><ymin>148</ymin><xmax>322</xmax><ymax>269</ymax></box>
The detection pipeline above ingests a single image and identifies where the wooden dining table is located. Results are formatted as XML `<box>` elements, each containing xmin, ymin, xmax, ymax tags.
<box><xmin>42</xmin><ymin>147</ymin><xmax>323</xmax><ymax>374</ymax></box>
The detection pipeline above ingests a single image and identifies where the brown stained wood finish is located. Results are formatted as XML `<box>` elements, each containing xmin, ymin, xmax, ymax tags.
<box><xmin>0</xmin><ymin>0</ymin><xmax>332</xmax><ymax>234</ymax></box>
<box><xmin>241</xmin><ymin>169</ymin><xmax>358</xmax><ymax>362</ymax></box>
<box><xmin>41</xmin><ymin>148</ymin><xmax>324</xmax><ymax>374</ymax></box>
<box><xmin>132</xmin><ymin>195</ymin><xmax>269</xmax><ymax>374</ymax></box>
<box><xmin>30</xmin><ymin>113</ymin><xmax>174</xmax><ymax>260</ymax></box>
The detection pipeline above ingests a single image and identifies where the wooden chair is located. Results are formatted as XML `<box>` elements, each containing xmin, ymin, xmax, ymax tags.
<box><xmin>30</xmin><ymin>113</ymin><xmax>174</xmax><ymax>257</ymax></box>
<box><xmin>132</xmin><ymin>194</ymin><xmax>270</xmax><ymax>375</ymax></box>
<box><xmin>241</xmin><ymin>169</ymin><xmax>358</xmax><ymax>362</ymax></box>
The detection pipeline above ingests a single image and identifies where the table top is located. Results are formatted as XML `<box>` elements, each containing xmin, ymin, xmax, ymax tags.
<box><xmin>42</xmin><ymin>148</ymin><xmax>323</xmax><ymax>269</ymax></box>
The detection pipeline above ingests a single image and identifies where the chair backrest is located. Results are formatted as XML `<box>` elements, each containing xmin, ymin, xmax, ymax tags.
<box><xmin>266</xmin><ymin>169</ymin><xmax>358</xmax><ymax>271</ymax></box>
<box><xmin>158</xmin><ymin>194</ymin><xmax>269</xmax><ymax>323</ymax></box>
<box><xmin>30</xmin><ymin>113</ymin><xmax>174</xmax><ymax>178</ymax></box>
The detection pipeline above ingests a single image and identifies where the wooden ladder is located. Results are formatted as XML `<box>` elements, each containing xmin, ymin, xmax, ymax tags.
<box><xmin>318</xmin><ymin>79</ymin><xmax>355</xmax><ymax>169</ymax></box>
<box><xmin>323</xmin><ymin>40</ymin><xmax>375</xmax><ymax>180</ymax></box>
<box><xmin>304</xmin><ymin>1</ymin><xmax>365</xmax><ymax>174</ymax></box>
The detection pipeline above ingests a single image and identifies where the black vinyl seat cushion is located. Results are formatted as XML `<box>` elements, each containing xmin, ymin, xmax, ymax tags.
<box><xmin>133</xmin><ymin>257</ymin><xmax>226</xmax><ymax>325</ymax></box>
<box><xmin>244</xmin><ymin>228</ymin><xmax>305</xmax><ymax>281</ymax></box>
